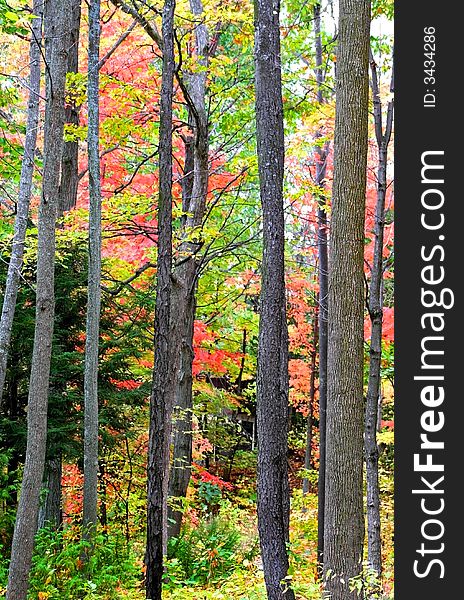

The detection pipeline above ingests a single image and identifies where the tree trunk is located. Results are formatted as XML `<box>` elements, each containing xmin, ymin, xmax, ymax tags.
<box><xmin>82</xmin><ymin>0</ymin><xmax>102</xmax><ymax>544</ymax></box>
<box><xmin>303</xmin><ymin>310</ymin><xmax>318</xmax><ymax>494</ymax></box>
<box><xmin>313</xmin><ymin>1</ymin><xmax>330</xmax><ymax>570</ymax></box>
<box><xmin>364</xmin><ymin>49</ymin><xmax>394</xmax><ymax>583</ymax></box>
<box><xmin>5</xmin><ymin>370</ymin><xmax>20</xmax><ymax>518</ymax></box>
<box><xmin>322</xmin><ymin>2</ymin><xmax>370</xmax><ymax>600</ymax></box>
<box><xmin>167</xmin><ymin>285</ymin><xmax>195</xmax><ymax>539</ymax></box>
<box><xmin>58</xmin><ymin>0</ymin><xmax>82</xmax><ymax>215</ymax></box>
<box><xmin>167</xmin><ymin>0</ymin><xmax>209</xmax><ymax>541</ymax></box>
<box><xmin>6</xmin><ymin>0</ymin><xmax>70</xmax><ymax>596</ymax></box>
<box><xmin>145</xmin><ymin>0</ymin><xmax>176</xmax><ymax>596</ymax></box>
<box><xmin>38</xmin><ymin>454</ymin><xmax>63</xmax><ymax>530</ymax></box>
<box><xmin>0</xmin><ymin>0</ymin><xmax>43</xmax><ymax>408</ymax></box>
<box><xmin>254</xmin><ymin>1</ymin><xmax>295</xmax><ymax>598</ymax></box>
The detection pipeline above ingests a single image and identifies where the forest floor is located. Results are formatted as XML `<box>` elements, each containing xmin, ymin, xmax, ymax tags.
<box><xmin>162</xmin><ymin>450</ymin><xmax>394</xmax><ymax>600</ymax></box>
<box><xmin>0</xmin><ymin>451</ymin><xmax>394</xmax><ymax>599</ymax></box>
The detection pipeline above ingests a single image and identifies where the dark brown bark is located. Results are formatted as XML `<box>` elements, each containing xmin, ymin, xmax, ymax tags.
<box><xmin>6</xmin><ymin>0</ymin><xmax>70</xmax><ymax>596</ymax></box>
<box><xmin>254</xmin><ymin>1</ymin><xmax>294</xmax><ymax>598</ymax></box>
<box><xmin>38</xmin><ymin>454</ymin><xmax>63</xmax><ymax>530</ymax></box>
<box><xmin>167</xmin><ymin>0</ymin><xmax>209</xmax><ymax>540</ymax></box>
<box><xmin>364</xmin><ymin>49</ymin><xmax>394</xmax><ymax>583</ymax></box>
<box><xmin>58</xmin><ymin>0</ymin><xmax>82</xmax><ymax>215</ymax></box>
<box><xmin>145</xmin><ymin>0</ymin><xmax>176</xmax><ymax>596</ymax></box>
<box><xmin>82</xmin><ymin>0</ymin><xmax>102</xmax><ymax>544</ymax></box>
<box><xmin>167</xmin><ymin>283</ymin><xmax>195</xmax><ymax>539</ymax></box>
<box><xmin>0</xmin><ymin>0</ymin><xmax>43</xmax><ymax>408</ymax></box>
<box><xmin>322</xmin><ymin>1</ymin><xmax>370</xmax><ymax>599</ymax></box>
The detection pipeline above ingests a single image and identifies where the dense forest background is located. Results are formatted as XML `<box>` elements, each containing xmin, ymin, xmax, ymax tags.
<box><xmin>0</xmin><ymin>0</ymin><xmax>394</xmax><ymax>598</ymax></box>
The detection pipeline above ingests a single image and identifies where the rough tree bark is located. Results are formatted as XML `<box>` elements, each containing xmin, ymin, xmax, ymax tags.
<box><xmin>167</xmin><ymin>0</ymin><xmax>209</xmax><ymax>540</ymax></box>
<box><xmin>313</xmin><ymin>0</ymin><xmax>330</xmax><ymax>570</ymax></box>
<box><xmin>82</xmin><ymin>0</ymin><xmax>102</xmax><ymax>543</ymax></box>
<box><xmin>38</xmin><ymin>454</ymin><xmax>62</xmax><ymax>529</ymax></box>
<box><xmin>167</xmin><ymin>287</ymin><xmax>195</xmax><ymax>539</ymax></box>
<box><xmin>0</xmin><ymin>0</ymin><xmax>43</xmax><ymax>408</ymax></box>
<box><xmin>58</xmin><ymin>0</ymin><xmax>82</xmax><ymax>215</ymax></box>
<box><xmin>40</xmin><ymin>0</ymin><xmax>82</xmax><ymax>527</ymax></box>
<box><xmin>364</xmin><ymin>49</ymin><xmax>394</xmax><ymax>582</ymax></box>
<box><xmin>322</xmin><ymin>2</ymin><xmax>370</xmax><ymax>599</ymax></box>
<box><xmin>6</xmin><ymin>0</ymin><xmax>70</xmax><ymax>597</ymax></box>
<box><xmin>145</xmin><ymin>0</ymin><xmax>176</xmax><ymax>596</ymax></box>
<box><xmin>254</xmin><ymin>0</ymin><xmax>295</xmax><ymax>598</ymax></box>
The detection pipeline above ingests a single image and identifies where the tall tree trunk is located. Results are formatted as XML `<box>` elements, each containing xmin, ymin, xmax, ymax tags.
<box><xmin>58</xmin><ymin>0</ymin><xmax>82</xmax><ymax>215</ymax></box>
<box><xmin>145</xmin><ymin>0</ymin><xmax>176</xmax><ymax>596</ymax></box>
<box><xmin>37</xmin><ymin>0</ymin><xmax>82</xmax><ymax>538</ymax></box>
<box><xmin>5</xmin><ymin>370</ymin><xmax>20</xmax><ymax>518</ymax></box>
<box><xmin>6</xmin><ymin>0</ymin><xmax>70</xmax><ymax>596</ymax></box>
<box><xmin>322</xmin><ymin>2</ymin><xmax>370</xmax><ymax>599</ymax></box>
<box><xmin>313</xmin><ymin>1</ymin><xmax>330</xmax><ymax>570</ymax></box>
<box><xmin>82</xmin><ymin>0</ymin><xmax>102</xmax><ymax>544</ymax></box>
<box><xmin>364</xmin><ymin>49</ymin><xmax>394</xmax><ymax>583</ymax></box>
<box><xmin>167</xmin><ymin>288</ymin><xmax>195</xmax><ymax>539</ymax></box>
<box><xmin>167</xmin><ymin>0</ymin><xmax>209</xmax><ymax>541</ymax></box>
<box><xmin>0</xmin><ymin>0</ymin><xmax>43</xmax><ymax>408</ymax></box>
<box><xmin>38</xmin><ymin>454</ymin><xmax>62</xmax><ymax>529</ymax></box>
<box><xmin>254</xmin><ymin>1</ymin><xmax>295</xmax><ymax>598</ymax></box>
<box><xmin>303</xmin><ymin>309</ymin><xmax>318</xmax><ymax>494</ymax></box>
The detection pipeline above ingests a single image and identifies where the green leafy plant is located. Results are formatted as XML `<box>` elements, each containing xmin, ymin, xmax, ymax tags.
<box><xmin>26</xmin><ymin>526</ymin><xmax>141</xmax><ymax>599</ymax></box>
<box><xmin>166</xmin><ymin>516</ymin><xmax>257</xmax><ymax>588</ymax></box>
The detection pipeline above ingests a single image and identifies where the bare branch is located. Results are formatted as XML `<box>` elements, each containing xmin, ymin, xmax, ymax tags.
<box><xmin>101</xmin><ymin>261</ymin><xmax>156</xmax><ymax>296</ymax></box>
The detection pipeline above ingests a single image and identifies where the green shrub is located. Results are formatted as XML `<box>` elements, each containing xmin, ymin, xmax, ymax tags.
<box><xmin>166</xmin><ymin>516</ymin><xmax>256</xmax><ymax>588</ymax></box>
<box><xmin>26</xmin><ymin>526</ymin><xmax>141</xmax><ymax>599</ymax></box>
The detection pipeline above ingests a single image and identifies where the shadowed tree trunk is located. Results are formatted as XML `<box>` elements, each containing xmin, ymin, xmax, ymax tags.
<box><xmin>0</xmin><ymin>0</ymin><xmax>43</xmax><ymax>408</ymax></box>
<box><xmin>6</xmin><ymin>0</ymin><xmax>70</xmax><ymax>596</ymax></box>
<box><xmin>167</xmin><ymin>0</ymin><xmax>209</xmax><ymax>541</ymax></box>
<box><xmin>254</xmin><ymin>0</ymin><xmax>295</xmax><ymax>598</ymax></box>
<box><xmin>145</xmin><ymin>0</ymin><xmax>176</xmax><ymax>596</ymax></box>
<box><xmin>167</xmin><ymin>291</ymin><xmax>195</xmax><ymax>539</ymax></box>
<box><xmin>364</xmin><ymin>48</ymin><xmax>394</xmax><ymax>585</ymax></box>
<box><xmin>82</xmin><ymin>0</ymin><xmax>102</xmax><ymax>547</ymax></box>
<box><xmin>38</xmin><ymin>454</ymin><xmax>62</xmax><ymax>530</ymax></box>
<box><xmin>58</xmin><ymin>0</ymin><xmax>82</xmax><ymax>215</ymax></box>
<box><xmin>322</xmin><ymin>1</ymin><xmax>370</xmax><ymax>600</ymax></box>
<box><xmin>5</xmin><ymin>367</ymin><xmax>20</xmax><ymax>519</ymax></box>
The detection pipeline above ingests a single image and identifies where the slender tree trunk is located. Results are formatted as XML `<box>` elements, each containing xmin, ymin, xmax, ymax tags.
<box><xmin>40</xmin><ymin>382</ymin><xmax>66</xmax><ymax>530</ymax></box>
<box><xmin>5</xmin><ymin>370</ymin><xmax>20</xmax><ymax>516</ymax></box>
<box><xmin>254</xmin><ymin>1</ymin><xmax>294</xmax><ymax>598</ymax></box>
<box><xmin>82</xmin><ymin>0</ymin><xmax>102</xmax><ymax>544</ymax></box>
<box><xmin>313</xmin><ymin>1</ymin><xmax>330</xmax><ymax>570</ymax></box>
<box><xmin>38</xmin><ymin>454</ymin><xmax>62</xmax><ymax>529</ymax></box>
<box><xmin>167</xmin><ymin>0</ymin><xmax>209</xmax><ymax>540</ymax></box>
<box><xmin>303</xmin><ymin>310</ymin><xmax>318</xmax><ymax>494</ymax></box>
<box><xmin>364</xmin><ymin>49</ymin><xmax>394</xmax><ymax>583</ymax></box>
<box><xmin>6</xmin><ymin>0</ymin><xmax>70</xmax><ymax>596</ymax></box>
<box><xmin>99</xmin><ymin>460</ymin><xmax>108</xmax><ymax>534</ymax></box>
<box><xmin>0</xmin><ymin>0</ymin><xmax>43</xmax><ymax>408</ymax></box>
<box><xmin>58</xmin><ymin>0</ymin><xmax>82</xmax><ymax>215</ymax></box>
<box><xmin>322</xmin><ymin>2</ymin><xmax>370</xmax><ymax>600</ymax></box>
<box><xmin>145</xmin><ymin>0</ymin><xmax>176</xmax><ymax>596</ymax></box>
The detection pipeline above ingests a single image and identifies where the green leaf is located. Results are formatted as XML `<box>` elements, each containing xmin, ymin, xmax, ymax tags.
<box><xmin>4</xmin><ymin>10</ymin><xmax>18</xmax><ymax>22</ymax></box>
